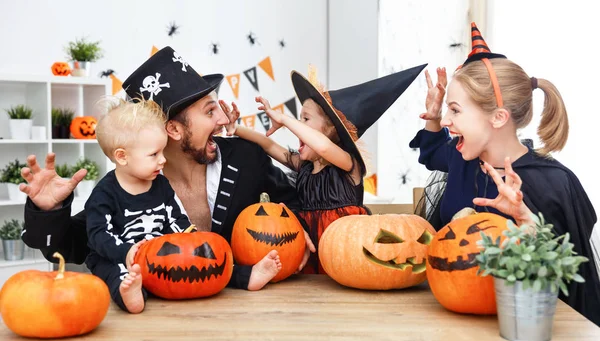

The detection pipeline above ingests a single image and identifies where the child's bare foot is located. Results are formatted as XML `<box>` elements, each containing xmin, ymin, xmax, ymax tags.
<box><xmin>119</xmin><ymin>264</ymin><xmax>145</xmax><ymax>314</ymax></box>
<box><xmin>248</xmin><ymin>250</ymin><xmax>282</xmax><ymax>291</ymax></box>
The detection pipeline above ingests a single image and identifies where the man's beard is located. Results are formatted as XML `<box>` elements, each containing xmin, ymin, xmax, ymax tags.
<box><xmin>181</xmin><ymin>129</ymin><xmax>217</xmax><ymax>165</ymax></box>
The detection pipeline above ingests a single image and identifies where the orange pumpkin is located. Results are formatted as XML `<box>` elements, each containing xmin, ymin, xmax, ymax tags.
<box><xmin>51</xmin><ymin>62</ymin><xmax>71</xmax><ymax>76</ymax></box>
<box><xmin>134</xmin><ymin>226</ymin><xmax>233</xmax><ymax>299</ymax></box>
<box><xmin>231</xmin><ymin>193</ymin><xmax>305</xmax><ymax>283</ymax></box>
<box><xmin>426</xmin><ymin>208</ymin><xmax>509</xmax><ymax>314</ymax></box>
<box><xmin>70</xmin><ymin>116</ymin><xmax>97</xmax><ymax>139</ymax></box>
<box><xmin>319</xmin><ymin>214</ymin><xmax>435</xmax><ymax>290</ymax></box>
<box><xmin>0</xmin><ymin>252</ymin><xmax>110</xmax><ymax>338</ymax></box>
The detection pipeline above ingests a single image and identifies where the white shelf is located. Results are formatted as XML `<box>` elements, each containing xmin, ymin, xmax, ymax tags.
<box><xmin>0</xmin><ymin>74</ymin><xmax>111</xmax><ymax>86</ymax></box>
<box><xmin>0</xmin><ymin>139</ymin><xmax>49</xmax><ymax>144</ymax></box>
<box><xmin>0</xmin><ymin>256</ymin><xmax>49</xmax><ymax>268</ymax></box>
<box><xmin>51</xmin><ymin>139</ymin><xmax>97</xmax><ymax>144</ymax></box>
<box><xmin>0</xmin><ymin>200</ymin><xmax>26</xmax><ymax>206</ymax></box>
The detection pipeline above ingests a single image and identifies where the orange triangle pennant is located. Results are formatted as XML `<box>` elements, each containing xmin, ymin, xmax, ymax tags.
<box><xmin>226</xmin><ymin>74</ymin><xmax>241</xmax><ymax>99</ymax></box>
<box><xmin>272</xmin><ymin>104</ymin><xmax>284</xmax><ymax>115</ymax></box>
<box><xmin>258</xmin><ymin>56</ymin><xmax>274</xmax><ymax>81</ymax></box>
<box><xmin>151</xmin><ymin>45</ymin><xmax>159</xmax><ymax>56</ymax></box>
<box><xmin>109</xmin><ymin>74</ymin><xmax>123</xmax><ymax>95</ymax></box>
<box><xmin>241</xmin><ymin>115</ymin><xmax>256</xmax><ymax>130</ymax></box>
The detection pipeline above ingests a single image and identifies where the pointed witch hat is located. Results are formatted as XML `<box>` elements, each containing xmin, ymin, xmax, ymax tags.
<box><xmin>291</xmin><ymin>63</ymin><xmax>427</xmax><ymax>173</ymax></box>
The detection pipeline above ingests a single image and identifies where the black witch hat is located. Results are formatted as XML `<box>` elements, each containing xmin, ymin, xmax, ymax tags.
<box><xmin>291</xmin><ymin>63</ymin><xmax>427</xmax><ymax>173</ymax></box>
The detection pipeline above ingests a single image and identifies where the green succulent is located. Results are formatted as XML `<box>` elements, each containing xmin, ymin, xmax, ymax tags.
<box><xmin>52</xmin><ymin>108</ymin><xmax>75</xmax><ymax>126</ymax></box>
<box><xmin>73</xmin><ymin>158</ymin><xmax>99</xmax><ymax>181</ymax></box>
<box><xmin>476</xmin><ymin>213</ymin><xmax>588</xmax><ymax>296</ymax></box>
<box><xmin>64</xmin><ymin>37</ymin><xmax>103</xmax><ymax>62</ymax></box>
<box><xmin>55</xmin><ymin>163</ymin><xmax>74</xmax><ymax>178</ymax></box>
<box><xmin>5</xmin><ymin>105</ymin><xmax>33</xmax><ymax>119</ymax></box>
<box><xmin>0</xmin><ymin>159</ymin><xmax>26</xmax><ymax>185</ymax></box>
<box><xmin>0</xmin><ymin>219</ymin><xmax>24</xmax><ymax>240</ymax></box>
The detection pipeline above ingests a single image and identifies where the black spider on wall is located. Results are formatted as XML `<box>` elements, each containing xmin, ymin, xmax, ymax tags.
<box><xmin>99</xmin><ymin>69</ymin><xmax>115</xmax><ymax>78</ymax></box>
<box><xmin>247</xmin><ymin>32</ymin><xmax>259</xmax><ymax>46</ymax></box>
<box><xmin>167</xmin><ymin>21</ymin><xmax>180</xmax><ymax>37</ymax></box>
<box><xmin>398</xmin><ymin>169</ymin><xmax>411</xmax><ymax>185</ymax></box>
<box><xmin>210</xmin><ymin>42</ymin><xmax>220</xmax><ymax>55</ymax></box>
<box><xmin>279</xmin><ymin>39</ymin><xmax>286</xmax><ymax>49</ymax></box>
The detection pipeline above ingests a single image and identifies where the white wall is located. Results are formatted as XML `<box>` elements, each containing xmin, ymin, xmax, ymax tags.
<box><xmin>0</xmin><ymin>0</ymin><xmax>328</xmax><ymax>151</ymax></box>
<box><xmin>487</xmin><ymin>0</ymin><xmax>600</xmax><ymax>215</ymax></box>
<box><xmin>327</xmin><ymin>0</ymin><xmax>379</xmax><ymax>175</ymax></box>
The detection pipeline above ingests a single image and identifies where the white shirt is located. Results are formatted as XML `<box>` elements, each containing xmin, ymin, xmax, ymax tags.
<box><xmin>206</xmin><ymin>147</ymin><xmax>222</xmax><ymax>215</ymax></box>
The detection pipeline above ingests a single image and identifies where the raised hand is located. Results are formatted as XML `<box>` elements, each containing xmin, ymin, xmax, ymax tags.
<box><xmin>472</xmin><ymin>157</ymin><xmax>534</xmax><ymax>226</ymax></box>
<box><xmin>19</xmin><ymin>153</ymin><xmax>87</xmax><ymax>210</ymax></box>
<box><xmin>420</xmin><ymin>67</ymin><xmax>448</xmax><ymax>121</ymax></box>
<box><xmin>256</xmin><ymin>96</ymin><xmax>285</xmax><ymax>137</ymax></box>
<box><xmin>219</xmin><ymin>100</ymin><xmax>241</xmax><ymax>136</ymax></box>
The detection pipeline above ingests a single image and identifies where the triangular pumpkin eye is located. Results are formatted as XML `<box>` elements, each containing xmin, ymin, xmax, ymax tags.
<box><xmin>157</xmin><ymin>241</ymin><xmax>181</xmax><ymax>256</ymax></box>
<box><xmin>280</xmin><ymin>208</ymin><xmax>289</xmax><ymax>217</ymax></box>
<box><xmin>255</xmin><ymin>205</ymin><xmax>269</xmax><ymax>216</ymax></box>
<box><xmin>375</xmin><ymin>229</ymin><xmax>403</xmax><ymax>244</ymax></box>
<box><xmin>417</xmin><ymin>230</ymin><xmax>434</xmax><ymax>245</ymax></box>
<box><xmin>193</xmin><ymin>242</ymin><xmax>216</xmax><ymax>259</ymax></box>
<box><xmin>439</xmin><ymin>227</ymin><xmax>457</xmax><ymax>241</ymax></box>
<box><xmin>466</xmin><ymin>220</ymin><xmax>497</xmax><ymax>234</ymax></box>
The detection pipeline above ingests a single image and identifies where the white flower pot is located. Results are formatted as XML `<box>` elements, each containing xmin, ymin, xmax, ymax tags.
<box><xmin>70</xmin><ymin>61</ymin><xmax>92</xmax><ymax>77</ymax></box>
<box><xmin>6</xmin><ymin>183</ymin><xmax>26</xmax><ymax>202</ymax></box>
<box><xmin>75</xmin><ymin>179</ymin><xmax>96</xmax><ymax>199</ymax></box>
<box><xmin>9</xmin><ymin>119</ymin><xmax>33</xmax><ymax>140</ymax></box>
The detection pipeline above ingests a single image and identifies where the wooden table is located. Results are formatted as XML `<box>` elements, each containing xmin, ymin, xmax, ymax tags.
<box><xmin>1</xmin><ymin>275</ymin><xmax>598</xmax><ymax>340</ymax></box>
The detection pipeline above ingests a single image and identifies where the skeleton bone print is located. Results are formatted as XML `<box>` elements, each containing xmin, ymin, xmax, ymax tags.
<box><xmin>120</xmin><ymin>203</ymin><xmax>171</xmax><ymax>241</ymax></box>
<box><xmin>140</xmin><ymin>72</ymin><xmax>170</xmax><ymax>100</ymax></box>
<box><xmin>172</xmin><ymin>51</ymin><xmax>189</xmax><ymax>72</ymax></box>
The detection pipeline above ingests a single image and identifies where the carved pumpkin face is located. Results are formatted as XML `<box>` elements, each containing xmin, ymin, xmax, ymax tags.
<box><xmin>70</xmin><ymin>116</ymin><xmax>97</xmax><ymax>139</ymax></box>
<box><xmin>426</xmin><ymin>208</ymin><xmax>508</xmax><ymax>314</ymax></box>
<box><xmin>231</xmin><ymin>193</ymin><xmax>305</xmax><ymax>283</ymax></box>
<box><xmin>51</xmin><ymin>62</ymin><xmax>71</xmax><ymax>76</ymax></box>
<box><xmin>134</xmin><ymin>230</ymin><xmax>233</xmax><ymax>299</ymax></box>
<box><xmin>319</xmin><ymin>214</ymin><xmax>436</xmax><ymax>290</ymax></box>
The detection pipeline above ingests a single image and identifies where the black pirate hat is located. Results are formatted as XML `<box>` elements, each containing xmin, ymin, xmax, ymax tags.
<box><xmin>123</xmin><ymin>46</ymin><xmax>224</xmax><ymax>119</ymax></box>
<box><xmin>291</xmin><ymin>63</ymin><xmax>427</xmax><ymax>173</ymax></box>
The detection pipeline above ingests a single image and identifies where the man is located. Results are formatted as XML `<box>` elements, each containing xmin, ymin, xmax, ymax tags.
<box><xmin>20</xmin><ymin>46</ymin><xmax>315</xmax><ymax>291</ymax></box>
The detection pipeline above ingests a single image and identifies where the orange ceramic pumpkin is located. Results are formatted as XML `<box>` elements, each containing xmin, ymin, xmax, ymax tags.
<box><xmin>231</xmin><ymin>193</ymin><xmax>306</xmax><ymax>283</ymax></box>
<box><xmin>0</xmin><ymin>253</ymin><xmax>110</xmax><ymax>338</ymax></box>
<box><xmin>70</xmin><ymin>116</ymin><xmax>97</xmax><ymax>139</ymax></box>
<box><xmin>426</xmin><ymin>208</ymin><xmax>509</xmax><ymax>314</ymax></box>
<box><xmin>51</xmin><ymin>62</ymin><xmax>71</xmax><ymax>76</ymax></box>
<box><xmin>134</xmin><ymin>226</ymin><xmax>233</xmax><ymax>299</ymax></box>
<box><xmin>319</xmin><ymin>214</ymin><xmax>435</xmax><ymax>290</ymax></box>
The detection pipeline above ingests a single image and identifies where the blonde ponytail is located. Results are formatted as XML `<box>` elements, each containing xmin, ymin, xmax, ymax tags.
<box><xmin>536</xmin><ymin>78</ymin><xmax>569</xmax><ymax>155</ymax></box>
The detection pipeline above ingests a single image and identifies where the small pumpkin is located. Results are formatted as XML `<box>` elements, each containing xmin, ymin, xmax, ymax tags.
<box><xmin>319</xmin><ymin>214</ymin><xmax>435</xmax><ymax>290</ymax></box>
<box><xmin>426</xmin><ymin>208</ymin><xmax>509</xmax><ymax>314</ymax></box>
<box><xmin>0</xmin><ymin>252</ymin><xmax>110</xmax><ymax>338</ymax></box>
<box><xmin>70</xmin><ymin>116</ymin><xmax>97</xmax><ymax>139</ymax></box>
<box><xmin>231</xmin><ymin>193</ymin><xmax>305</xmax><ymax>283</ymax></box>
<box><xmin>134</xmin><ymin>225</ymin><xmax>233</xmax><ymax>299</ymax></box>
<box><xmin>51</xmin><ymin>62</ymin><xmax>71</xmax><ymax>76</ymax></box>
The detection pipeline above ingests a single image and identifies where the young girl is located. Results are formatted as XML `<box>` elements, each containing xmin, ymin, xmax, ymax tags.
<box><xmin>222</xmin><ymin>65</ymin><xmax>425</xmax><ymax>274</ymax></box>
<box><xmin>411</xmin><ymin>22</ymin><xmax>600</xmax><ymax>326</ymax></box>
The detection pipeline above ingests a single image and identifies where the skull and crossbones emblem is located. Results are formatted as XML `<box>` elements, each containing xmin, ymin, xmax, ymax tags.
<box><xmin>140</xmin><ymin>73</ymin><xmax>170</xmax><ymax>100</ymax></box>
<box><xmin>172</xmin><ymin>51</ymin><xmax>189</xmax><ymax>72</ymax></box>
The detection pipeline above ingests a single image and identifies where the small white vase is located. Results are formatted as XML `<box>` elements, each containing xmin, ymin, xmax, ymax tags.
<box><xmin>75</xmin><ymin>179</ymin><xmax>96</xmax><ymax>198</ymax></box>
<box><xmin>6</xmin><ymin>183</ymin><xmax>26</xmax><ymax>202</ymax></box>
<box><xmin>9</xmin><ymin>119</ymin><xmax>33</xmax><ymax>140</ymax></box>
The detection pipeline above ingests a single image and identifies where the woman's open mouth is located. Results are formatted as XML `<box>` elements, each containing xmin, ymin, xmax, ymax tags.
<box><xmin>450</xmin><ymin>131</ymin><xmax>464</xmax><ymax>151</ymax></box>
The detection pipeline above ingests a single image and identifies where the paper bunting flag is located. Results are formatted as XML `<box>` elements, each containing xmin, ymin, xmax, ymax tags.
<box><xmin>258</xmin><ymin>56</ymin><xmax>274</xmax><ymax>81</ymax></box>
<box><xmin>284</xmin><ymin>98</ymin><xmax>298</xmax><ymax>119</ymax></box>
<box><xmin>256</xmin><ymin>112</ymin><xmax>271</xmax><ymax>132</ymax></box>
<box><xmin>226</xmin><ymin>74</ymin><xmax>241</xmax><ymax>99</ymax></box>
<box><xmin>272</xmin><ymin>104</ymin><xmax>284</xmax><ymax>115</ymax></box>
<box><xmin>243</xmin><ymin>67</ymin><xmax>259</xmax><ymax>92</ymax></box>
<box><xmin>241</xmin><ymin>115</ymin><xmax>256</xmax><ymax>130</ymax></box>
<box><xmin>109</xmin><ymin>74</ymin><xmax>123</xmax><ymax>95</ymax></box>
<box><xmin>151</xmin><ymin>45</ymin><xmax>159</xmax><ymax>56</ymax></box>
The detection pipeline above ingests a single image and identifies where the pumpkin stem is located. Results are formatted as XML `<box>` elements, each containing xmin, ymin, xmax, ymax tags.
<box><xmin>53</xmin><ymin>252</ymin><xmax>65</xmax><ymax>280</ymax></box>
<box><xmin>452</xmin><ymin>207</ymin><xmax>477</xmax><ymax>221</ymax></box>
<box><xmin>184</xmin><ymin>224</ymin><xmax>197</xmax><ymax>233</ymax></box>
<box><xmin>259</xmin><ymin>192</ymin><xmax>270</xmax><ymax>203</ymax></box>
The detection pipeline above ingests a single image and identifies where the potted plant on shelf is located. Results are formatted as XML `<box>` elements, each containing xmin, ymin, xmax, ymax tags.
<box><xmin>52</xmin><ymin>107</ymin><xmax>75</xmax><ymax>139</ymax></box>
<box><xmin>64</xmin><ymin>37</ymin><xmax>103</xmax><ymax>77</ymax></box>
<box><xmin>0</xmin><ymin>159</ymin><xmax>27</xmax><ymax>202</ymax></box>
<box><xmin>73</xmin><ymin>158</ymin><xmax>99</xmax><ymax>198</ymax></box>
<box><xmin>0</xmin><ymin>219</ymin><xmax>25</xmax><ymax>261</ymax></box>
<box><xmin>5</xmin><ymin>105</ymin><xmax>33</xmax><ymax>140</ymax></box>
<box><xmin>476</xmin><ymin>213</ymin><xmax>588</xmax><ymax>341</ymax></box>
<box><xmin>56</xmin><ymin>163</ymin><xmax>74</xmax><ymax>180</ymax></box>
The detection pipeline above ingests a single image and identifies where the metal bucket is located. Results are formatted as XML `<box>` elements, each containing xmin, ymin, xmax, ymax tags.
<box><xmin>70</xmin><ymin>61</ymin><xmax>92</xmax><ymax>77</ymax></box>
<box><xmin>494</xmin><ymin>277</ymin><xmax>559</xmax><ymax>341</ymax></box>
<box><xmin>2</xmin><ymin>239</ymin><xmax>25</xmax><ymax>261</ymax></box>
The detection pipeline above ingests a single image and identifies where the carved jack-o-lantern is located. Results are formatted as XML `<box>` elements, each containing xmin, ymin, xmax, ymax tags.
<box><xmin>134</xmin><ymin>226</ymin><xmax>233</xmax><ymax>299</ymax></box>
<box><xmin>70</xmin><ymin>116</ymin><xmax>97</xmax><ymax>139</ymax></box>
<box><xmin>319</xmin><ymin>214</ymin><xmax>436</xmax><ymax>290</ymax></box>
<box><xmin>51</xmin><ymin>62</ymin><xmax>71</xmax><ymax>76</ymax></box>
<box><xmin>231</xmin><ymin>193</ymin><xmax>306</xmax><ymax>283</ymax></box>
<box><xmin>426</xmin><ymin>208</ymin><xmax>509</xmax><ymax>314</ymax></box>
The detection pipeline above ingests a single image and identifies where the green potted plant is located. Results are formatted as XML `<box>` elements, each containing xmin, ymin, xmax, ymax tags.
<box><xmin>5</xmin><ymin>105</ymin><xmax>33</xmax><ymax>140</ymax></box>
<box><xmin>0</xmin><ymin>159</ymin><xmax>27</xmax><ymax>202</ymax></box>
<box><xmin>64</xmin><ymin>37</ymin><xmax>103</xmax><ymax>77</ymax></box>
<box><xmin>72</xmin><ymin>157</ymin><xmax>99</xmax><ymax>198</ymax></box>
<box><xmin>0</xmin><ymin>219</ymin><xmax>25</xmax><ymax>261</ymax></box>
<box><xmin>55</xmin><ymin>163</ymin><xmax>74</xmax><ymax>179</ymax></box>
<box><xmin>52</xmin><ymin>107</ymin><xmax>75</xmax><ymax>139</ymax></box>
<box><xmin>476</xmin><ymin>213</ymin><xmax>588</xmax><ymax>341</ymax></box>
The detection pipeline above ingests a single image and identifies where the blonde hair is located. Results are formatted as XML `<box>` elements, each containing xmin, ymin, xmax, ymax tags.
<box><xmin>95</xmin><ymin>97</ymin><xmax>167</xmax><ymax>161</ymax></box>
<box><xmin>454</xmin><ymin>58</ymin><xmax>569</xmax><ymax>155</ymax></box>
